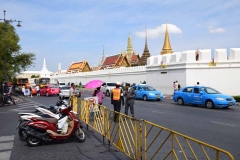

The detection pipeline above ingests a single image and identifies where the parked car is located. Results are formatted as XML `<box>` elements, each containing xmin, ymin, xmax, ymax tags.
<box><xmin>173</xmin><ymin>86</ymin><xmax>236</xmax><ymax>109</ymax></box>
<box><xmin>59</xmin><ymin>86</ymin><xmax>71</xmax><ymax>99</ymax></box>
<box><xmin>59</xmin><ymin>86</ymin><xmax>81</xmax><ymax>99</ymax></box>
<box><xmin>40</xmin><ymin>85</ymin><xmax>60</xmax><ymax>96</ymax></box>
<box><xmin>101</xmin><ymin>82</ymin><xmax>116</xmax><ymax>97</ymax></box>
<box><xmin>132</xmin><ymin>84</ymin><xmax>164</xmax><ymax>101</ymax></box>
<box><xmin>31</xmin><ymin>86</ymin><xmax>37</xmax><ymax>95</ymax></box>
<box><xmin>58</xmin><ymin>81</ymin><xmax>66</xmax><ymax>88</ymax></box>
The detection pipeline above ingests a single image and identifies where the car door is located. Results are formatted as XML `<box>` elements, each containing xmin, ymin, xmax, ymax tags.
<box><xmin>181</xmin><ymin>87</ymin><xmax>193</xmax><ymax>103</ymax></box>
<box><xmin>192</xmin><ymin>87</ymin><xmax>202</xmax><ymax>104</ymax></box>
<box><xmin>134</xmin><ymin>86</ymin><xmax>140</xmax><ymax>98</ymax></box>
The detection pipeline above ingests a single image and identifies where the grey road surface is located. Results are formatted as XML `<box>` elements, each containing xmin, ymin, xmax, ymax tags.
<box><xmin>0</xmin><ymin>91</ymin><xmax>239</xmax><ymax>159</ymax></box>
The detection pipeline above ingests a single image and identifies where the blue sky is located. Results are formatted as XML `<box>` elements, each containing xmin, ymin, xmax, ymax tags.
<box><xmin>1</xmin><ymin>0</ymin><xmax>240</xmax><ymax>72</ymax></box>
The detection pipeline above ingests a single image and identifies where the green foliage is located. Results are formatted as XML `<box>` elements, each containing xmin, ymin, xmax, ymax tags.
<box><xmin>233</xmin><ymin>96</ymin><xmax>240</xmax><ymax>102</ymax></box>
<box><xmin>31</xmin><ymin>75</ymin><xmax>39</xmax><ymax>78</ymax></box>
<box><xmin>0</xmin><ymin>22</ymin><xmax>35</xmax><ymax>82</ymax></box>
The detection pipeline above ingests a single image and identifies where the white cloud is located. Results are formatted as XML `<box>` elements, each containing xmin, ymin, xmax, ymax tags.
<box><xmin>209</xmin><ymin>28</ymin><xmax>226</xmax><ymax>33</ymax></box>
<box><xmin>135</xmin><ymin>24</ymin><xmax>182</xmax><ymax>39</ymax></box>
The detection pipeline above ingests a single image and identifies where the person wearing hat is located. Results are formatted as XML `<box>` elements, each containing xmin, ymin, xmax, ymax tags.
<box><xmin>111</xmin><ymin>81</ymin><xmax>124</xmax><ymax>122</ymax></box>
<box><xmin>124</xmin><ymin>83</ymin><xmax>136</xmax><ymax>118</ymax></box>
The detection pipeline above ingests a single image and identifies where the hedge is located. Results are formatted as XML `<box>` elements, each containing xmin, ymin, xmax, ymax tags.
<box><xmin>233</xmin><ymin>96</ymin><xmax>240</xmax><ymax>102</ymax></box>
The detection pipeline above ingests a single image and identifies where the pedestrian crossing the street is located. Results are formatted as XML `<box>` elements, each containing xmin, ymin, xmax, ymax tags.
<box><xmin>0</xmin><ymin>135</ymin><xmax>14</xmax><ymax>160</ymax></box>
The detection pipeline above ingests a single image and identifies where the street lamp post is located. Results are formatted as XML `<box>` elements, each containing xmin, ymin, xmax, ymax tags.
<box><xmin>0</xmin><ymin>10</ymin><xmax>22</xmax><ymax>94</ymax></box>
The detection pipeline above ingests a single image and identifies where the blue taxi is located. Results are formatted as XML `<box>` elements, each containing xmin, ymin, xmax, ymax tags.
<box><xmin>132</xmin><ymin>84</ymin><xmax>164</xmax><ymax>101</ymax></box>
<box><xmin>173</xmin><ymin>86</ymin><xmax>236</xmax><ymax>108</ymax></box>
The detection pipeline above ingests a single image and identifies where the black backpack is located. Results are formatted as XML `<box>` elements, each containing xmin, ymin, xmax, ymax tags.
<box><xmin>178</xmin><ymin>84</ymin><xmax>181</xmax><ymax>89</ymax></box>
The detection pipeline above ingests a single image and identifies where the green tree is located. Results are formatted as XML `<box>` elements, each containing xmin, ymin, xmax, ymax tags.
<box><xmin>0</xmin><ymin>22</ymin><xmax>35</xmax><ymax>82</ymax></box>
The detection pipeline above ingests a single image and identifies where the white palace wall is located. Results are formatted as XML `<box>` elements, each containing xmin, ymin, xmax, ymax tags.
<box><xmin>52</xmin><ymin>66</ymin><xmax>146</xmax><ymax>86</ymax></box>
<box><xmin>51</xmin><ymin>48</ymin><xmax>240</xmax><ymax>96</ymax></box>
<box><xmin>146</xmin><ymin>48</ymin><xmax>240</xmax><ymax>96</ymax></box>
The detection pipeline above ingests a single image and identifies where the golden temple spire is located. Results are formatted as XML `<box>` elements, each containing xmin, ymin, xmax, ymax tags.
<box><xmin>161</xmin><ymin>20</ymin><xmax>173</xmax><ymax>55</ymax></box>
<box><xmin>127</xmin><ymin>33</ymin><xmax>133</xmax><ymax>53</ymax></box>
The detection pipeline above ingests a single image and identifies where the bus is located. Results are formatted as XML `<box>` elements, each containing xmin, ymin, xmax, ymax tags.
<box><xmin>15</xmin><ymin>78</ymin><xmax>29</xmax><ymax>92</ymax></box>
<box><xmin>34</xmin><ymin>77</ymin><xmax>50</xmax><ymax>88</ymax></box>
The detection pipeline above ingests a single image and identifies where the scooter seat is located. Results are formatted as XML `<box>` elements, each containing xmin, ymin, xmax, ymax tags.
<box><xmin>35</xmin><ymin>117</ymin><xmax>58</xmax><ymax>124</ymax></box>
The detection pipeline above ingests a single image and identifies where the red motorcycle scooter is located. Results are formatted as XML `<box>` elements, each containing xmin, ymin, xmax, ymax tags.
<box><xmin>25</xmin><ymin>106</ymin><xmax>85</xmax><ymax>147</ymax></box>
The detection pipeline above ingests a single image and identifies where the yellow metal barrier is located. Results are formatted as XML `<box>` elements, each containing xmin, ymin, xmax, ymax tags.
<box><xmin>71</xmin><ymin>98</ymin><xmax>234</xmax><ymax>160</ymax></box>
<box><xmin>142</xmin><ymin>120</ymin><xmax>234</xmax><ymax>160</ymax></box>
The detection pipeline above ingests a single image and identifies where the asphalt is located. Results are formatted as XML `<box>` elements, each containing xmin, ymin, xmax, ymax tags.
<box><xmin>0</xmin><ymin>92</ymin><xmax>239</xmax><ymax>159</ymax></box>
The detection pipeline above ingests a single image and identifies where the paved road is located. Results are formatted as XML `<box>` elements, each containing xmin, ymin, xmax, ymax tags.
<box><xmin>0</xmin><ymin>94</ymin><xmax>128</xmax><ymax>160</ymax></box>
<box><xmin>82</xmin><ymin>91</ymin><xmax>240</xmax><ymax>159</ymax></box>
<box><xmin>0</xmin><ymin>92</ymin><xmax>239</xmax><ymax>159</ymax></box>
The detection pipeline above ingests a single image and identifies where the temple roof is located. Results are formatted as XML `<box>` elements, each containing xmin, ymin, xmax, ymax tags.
<box><xmin>101</xmin><ymin>54</ymin><xmax>120</xmax><ymax>66</ymax></box>
<box><xmin>67</xmin><ymin>60</ymin><xmax>91</xmax><ymax>72</ymax></box>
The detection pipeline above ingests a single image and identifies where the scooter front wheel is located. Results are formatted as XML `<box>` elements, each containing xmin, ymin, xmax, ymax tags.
<box><xmin>74</xmin><ymin>128</ymin><xmax>85</xmax><ymax>142</ymax></box>
<box><xmin>26</xmin><ymin>136</ymin><xmax>41</xmax><ymax>147</ymax></box>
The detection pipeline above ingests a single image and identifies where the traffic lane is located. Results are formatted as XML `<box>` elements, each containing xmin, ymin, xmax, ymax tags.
<box><xmin>0</xmin><ymin>104</ymin><xmax>19</xmax><ymax>136</ymax></box>
<box><xmin>9</xmin><ymin>95</ymin><xmax>129</xmax><ymax>160</ymax></box>
<box><xmin>83</xmin><ymin>92</ymin><xmax>240</xmax><ymax>158</ymax></box>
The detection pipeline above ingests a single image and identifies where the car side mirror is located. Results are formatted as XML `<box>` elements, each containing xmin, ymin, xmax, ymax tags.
<box><xmin>199</xmin><ymin>91</ymin><xmax>203</xmax><ymax>95</ymax></box>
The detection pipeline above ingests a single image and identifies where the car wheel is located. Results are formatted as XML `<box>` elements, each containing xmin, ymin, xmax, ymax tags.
<box><xmin>177</xmin><ymin>97</ymin><xmax>184</xmax><ymax>105</ymax></box>
<box><xmin>59</xmin><ymin>96</ymin><xmax>61</xmax><ymax>100</ymax></box>
<box><xmin>46</xmin><ymin>92</ymin><xmax>49</xmax><ymax>97</ymax></box>
<box><xmin>106</xmin><ymin>90</ymin><xmax>110</xmax><ymax>97</ymax></box>
<box><xmin>143</xmin><ymin>95</ymin><xmax>148</xmax><ymax>101</ymax></box>
<box><xmin>205</xmin><ymin>100</ymin><xmax>214</xmax><ymax>109</ymax></box>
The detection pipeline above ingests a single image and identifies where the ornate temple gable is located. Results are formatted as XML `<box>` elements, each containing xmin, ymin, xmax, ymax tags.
<box><xmin>115</xmin><ymin>53</ymin><xmax>131</xmax><ymax>67</ymax></box>
<box><xmin>130</xmin><ymin>53</ymin><xmax>141</xmax><ymax>66</ymax></box>
<box><xmin>67</xmin><ymin>60</ymin><xmax>91</xmax><ymax>73</ymax></box>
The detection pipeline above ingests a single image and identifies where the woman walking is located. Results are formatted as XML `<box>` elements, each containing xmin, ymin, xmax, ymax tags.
<box><xmin>92</xmin><ymin>87</ymin><xmax>105</xmax><ymax>105</ymax></box>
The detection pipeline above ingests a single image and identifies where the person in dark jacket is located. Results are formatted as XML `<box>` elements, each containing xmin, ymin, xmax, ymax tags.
<box><xmin>124</xmin><ymin>83</ymin><xmax>136</xmax><ymax>118</ymax></box>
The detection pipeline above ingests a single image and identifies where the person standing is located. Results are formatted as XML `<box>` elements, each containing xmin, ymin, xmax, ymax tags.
<box><xmin>36</xmin><ymin>85</ymin><xmax>40</xmax><ymax>96</ymax></box>
<box><xmin>92</xmin><ymin>87</ymin><xmax>105</xmax><ymax>105</ymax></box>
<box><xmin>124</xmin><ymin>83</ymin><xmax>136</xmax><ymax>118</ymax></box>
<box><xmin>175</xmin><ymin>81</ymin><xmax>179</xmax><ymax>91</ymax></box>
<box><xmin>29</xmin><ymin>86</ymin><xmax>33</xmax><ymax>98</ymax></box>
<box><xmin>22</xmin><ymin>86</ymin><xmax>25</xmax><ymax>96</ymax></box>
<box><xmin>111</xmin><ymin>82</ymin><xmax>123</xmax><ymax>122</ymax></box>
<box><xmin>79</xmin><ymin>82</ymin><xmax>82</xmax><ymax>88</ymax></box>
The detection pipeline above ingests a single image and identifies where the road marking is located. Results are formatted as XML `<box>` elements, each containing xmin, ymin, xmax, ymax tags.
<box><xmin>152</xmin><ymin>111</ymin><xmax>164</xmax><ymax>114</ymax></box>
<box><xmin>0</xmin><ymin>135</ymin><xmax>14</xmax><ymax>160</ymax></box>
<box><xmin>210</xmin><ymin>121</ymin><xmax>235</xmax><ymax>127</ymax></box>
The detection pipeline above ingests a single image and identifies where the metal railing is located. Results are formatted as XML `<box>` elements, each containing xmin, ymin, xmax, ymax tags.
<box><xmin>70</xmin><ymin>97</ymin><xmax>234</xmax><ymax>160</ymax></box>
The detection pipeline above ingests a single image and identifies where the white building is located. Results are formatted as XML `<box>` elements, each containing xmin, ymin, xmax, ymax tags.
<box><xmin>16</xmin><ymin>58</ymin><xmax>53</xmax><ymax>78</ymax></box>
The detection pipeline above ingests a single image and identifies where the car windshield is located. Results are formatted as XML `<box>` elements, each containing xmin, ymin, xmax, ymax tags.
<box><xmin>61</xmin><ymin>87</ymin><xmax>71</xmax><ymax>90</ymax></box>
<box><xmin>107</xmin><ymin>83</ymin><xmax>116</xmax><ymax>86</ymax></box>
<box><xmin>202</xmin><ymin>87</ymin><xmax>221</xmax><ymax>94</ymax></box>
<box><xmin>59</xmin><ymin>83</ymin><xmax>65</xmax><ymax>85</ymax></box>
<box><xmin>141</xmin><ymin>85</ymin><xmax>156</xmax><ymax>91</ymax></box>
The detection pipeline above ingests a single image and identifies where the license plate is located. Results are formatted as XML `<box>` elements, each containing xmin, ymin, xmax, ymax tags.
<box><xmin>229</xmin><ymin>102</ymin><xmax>233</xmax><ymax>106</ymax></box>
<box><xmin>157</xmin><ymin>96</ymin><xmax>160</xmax><ymax>98</ymax></box>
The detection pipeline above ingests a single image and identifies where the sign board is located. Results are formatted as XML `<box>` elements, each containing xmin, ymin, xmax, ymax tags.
<box><xmin>24</xmin><ymin>89</ymin><xmax>30</xmax><ymax>96</ymax></box>
<box><xmin>84</xmin><ymin>97</ymin><xmax>99</xmax><ymax>113</ymax></box>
